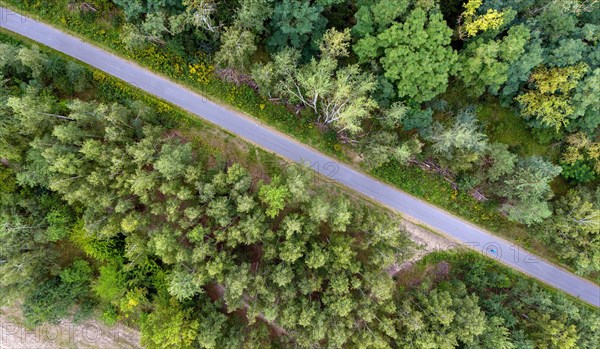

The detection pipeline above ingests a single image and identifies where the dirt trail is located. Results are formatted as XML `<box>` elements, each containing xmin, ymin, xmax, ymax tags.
<box><xmin>387</xmin><ymin>220</ymin><xmax>455</xmax><ymax>276</ymax></box>
<box><xmin>0</xmin><ymin>307</ymin><xmax>140</xmax><ymax>349</ymax></box>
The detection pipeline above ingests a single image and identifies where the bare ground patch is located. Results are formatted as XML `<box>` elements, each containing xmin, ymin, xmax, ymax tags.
<box><xmin>0</xmin><ymin>307</ymin><xmax>140</xmax><ymax>349</ymax></box>
<box><xmin>387</xmin><ymin>220</ymin><xmax>455</xmax><ymax>276</ymax></box>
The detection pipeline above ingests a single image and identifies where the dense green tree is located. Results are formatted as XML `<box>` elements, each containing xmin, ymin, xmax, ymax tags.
<box><xmin>117</xmin><ymin>0</ymin><xmax>221</xmax><ymax>50</ymax></box>
<box><xmin>457</xmin><ymin>0</ymin><xmax>507</xmax><ymax>39</ymax></box>
<box><xmin>537</xmin><ymin>2</ymin><xmax>578</xmax><ymax>42</ymax></box>
<box><xmin>22</xmin><ymin>259</ymin><xmax>93</xmax><ymax>327</ymax></box>
<box><xmin>561</xmin><ymin>160</ymin><xmax>597</xmax><ymax>183</ymax></box>
<box><xmin>395</xmin><ymin>282</ymin><xmax>489</xmax><ymax>348</ymax></box>
<box><xmin>480</xmin><ymin>142</ymin><xmax>517</xmax><ymax>182</ymax></box>
<box><xmin>252</xmin><ymin>46</ymin><xmax>298</xmax><ymax>99</ymax></box>
<box><xmin>516</xmin><ymin>63</ymin><xmax>588</xmax><ymax>130</ymax></box>
<box><xmin>505</xmin><ymin>157</ymin><xmax>562</xmax><ymax>200</ymax></box>
<box><xmin>403</xmin><ymin>107</ymin><xmax>434</xmax><ymax>132</ymax></box>
<box><xmin>561</xmin><ymin>132</ymin><xmax>600</xmax><ymax>180</ymax></box>
<box><xmin>379</xmin><ymin>101</ymin><xmax>409</xmax><ymax>129</ymax></box>
<box><xmin>572</xmin><ymin>68</ymin><xmax>600</xmax><ymax>132</ymax></box>
<box><xmin>500</xmin><ymin>156</ymin><xmax>562</xmax><ymax>225</ymax></box>
<box><xmin>141</xmin><ymin>295</ymin><xmax>200</xmax><ymax>349</ymax></box>
<box><xmin>283</xmin><ymin>164</ymin><xmax>312</xmax><ymax>204</ymax></box>
<box><xmin>121</xmin><ymin>13</ymin><xmax>174</xmax><ymax>50</ymax></box>
<box><xmin>425</xmin><ymin>111</ymin><xmax>488</xmax><ymax>171</ymax></box>
<box><xmin>155</xmin><ymin>141</ymin><xmax>194</xmax><ymax>180</ymax></box>
<box><xmin>466</xmin><ymin>316</ymin><xmax>515</xmax><ymax>349</ymax></box>
<box><xmin>182</xmin><ymin>0</ymin><xmax>219</xmax><ymax>33</ymax></box>
<box><xmin>362</xmin><ymin>132</ymin><xmax>422</xmax><ymax>169</ymax></box>
<box><xmin>112</xmin><ymin>0</ymin><xmax>179</xmax><ymax>20</ymax></box>
<box><xmin>541</xmin><ymin>188</ymin><xmax>600</xmax><ymax>274</ymax></box>
<box><xmin>436</xmin><ymin>251</ymin><xmax>600</xmax><ymax>349</ymax></box>
<box><xmin>458</xmin><ymin>25</ymin><xmax>531</xmax><ymax>97</ymax></box>
<box><xmin>549</xmin><ymin>38</ymin><xmax>587</xmax><ymax>67</ymax></box>
<box><xmin>352</xmin><ymin>0</ymin><xmax>411</xmax><ymax>38</ymax></box>
<box><xmin>93</xmin><ymin>262</ymin><xmax>127</xmax><ymax>305</ymax></box>
<box><xmin>529</xmin><ymin>312</ymin><xmax>579</xmax><ymax>349</ymax></box>
<box><xmin>0</xmin><ymin>169</ymin><xmax>63</xmax><ymax>304</ymax></box>
<box><xmin>254</xmin><ymin>29</ymin><xmax>377</xmax><ymax>133</ymax></box>
<box><xmin>4</xmin><ymin>23</ymin><xmax>600</xmax><ymax>349</ymax></box>
<box><xmin>354</xmin><ymin>5</ymin><xmax>457</xmax><ymax>102</ymax></box>
<box><xmin>258</xmin><ymin>176</ymin><xmax>290</xmax><ymax>218</ymax></box>
<box><xmin>267</xmin><ymin>0</ymin><xmax>327</xmax><ymax>55</ymax></box>
<box><xmin>500</xmin><ymin>35</ymin><xmax>545</xmax><ymax>100</ymax></box>
<box><xmin>236</xmin><ymin>0</ymin><xmax>274</xmax><ymax>34</ymax></box>
<box><xmin>215</xmin><ymin>26</ymin><xmax>257</xmax><ymax>70</ymax></box>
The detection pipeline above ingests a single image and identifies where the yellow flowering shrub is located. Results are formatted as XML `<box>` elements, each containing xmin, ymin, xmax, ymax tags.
<box><xmin>157</xmin><ymin>101</ymin><xmax>173</xmax><ymax>113</ymax></box>
<box><xmin>119</xmin><ymin>287</ymin><xmax>147</xmax><ymax>316</ymax></box>
<box><xmin>187</xmin><ymin>62</ymin><xmax>213</xmax><ymax>84</ymax></box>
<box><xmin>92</xmin><ymin>70</ymin><xmax>107</xmax><ymax>82</ymax></box>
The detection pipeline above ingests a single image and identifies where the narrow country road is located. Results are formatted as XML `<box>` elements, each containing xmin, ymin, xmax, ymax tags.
<box><xmin>1</xmin><ymin>7</ymin><xmax>598</xmax><ymax>307</ymax></box>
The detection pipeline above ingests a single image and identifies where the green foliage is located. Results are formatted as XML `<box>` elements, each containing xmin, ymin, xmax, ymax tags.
<box><xmin>476</xmin><ymin>101</ymin><xmax>547</xmax><ymax>157</ymax></box>
<box><xmin>550</xmin><ymin>38</ymin><xmax>587</xmax><ymax>67</ymax></box>
<box><xmin>60</xmin><ymin>259</ymin><xmax>93</xmax><ymax>285</ymax></box>
<box><xmin>572</xmin><ymin>68</ymin><xmax>600</xmax><ymax>132</ymax></box>
<box><xmin>379</xmin><ymin>101</ymin><xmax>409</xmax><ymax>129</ymax></box>
<box><xmin>537</xmin><ymin>2</ymin><xmax>578</xmax><ymax>42</ymax></box>
<box><xmin>214</xmin><ymin>26</ymin><xmax>257</xmax><ymax>71</ymax></box>
<box><xmin>561</xmin><ymin>132</ymin><xmax>600</xmax><ymax>179</ymax></box>
<box><xmin>155</xmin><ymin>141</ymin><xmax>194</xmax><ymax>180</ymax></box>
<box><xmin>236</xmin><ymin>0</ymin><xmax>274</xmax><ymax>34</ymax></box>
<box><xmin>141</xmin><ymin>295</ymin><xmax>200</xmax><ymax>349</ymax></box>
<box><xmin>395</xmin><ymin>283</ymin><xmax>489</xmax><ymax>348</ymax></box>
<box><xmin>516</xmin><ymin>63</ymin><xmax>589</xmax><ymax>130</ymax></box>
<box><xmin>500</xmin><ymin>157</ymin><xmax>562</xmax><ymax>225</ymax></box>
<box><xmin>403</xmin><ymin>107</ymin><xmax>433</xmax><ymax>132</ymax></box>
<box><xmin>420</xmin><ymin>251</ymin><xmax>600</xmax><ymax>349</ymax></box>
<box><xmin>352</xmin><ymin>0</ymin><xmax>410</xmax><ymax>38</ymax></box>
<box><xmin>22</xmin><ymin>278</ymin><xmax>75</xmax><ymax>327</ymax></box>
<box><xmin>117</xmin><ymin>0</ymin><xmax>221</xmax><ymax>50</ymax></box>
<box><xmin>561</xmin><ymin>160</ymin><xmax>597</xmax><ymax>183</ymax></box>
<box><xmin>45</xmin><ymin>205</ymin><xmax>74</xmax><ymax>241</ymax></box>
<box><xmin>458</xmin><ymin>25</ymin><xmax>531</xmax><ymax>97</ymax></box>
<box><xmin>354</xmin><ymin>5</ymin><xmax>457</xmax><ymax>102</ymax></box>
<box><xmin>22</xmin><ymin>259</ymin><xmax>93</xmax><ymax>327</ymax></box>
<box><xmin>0</xmin><ymin>167</ymin><xmax>67</xmax><ymax>304</ymax></box>
<box><xmin>258</xmin><ymin>176</ymin><xmax>290</xmax><ymax>218</ymax></box>
<box><xmin>481</xmin><ymin>142</ymin><xmax>517</xmax><ymax>182</ymax></box>
<box><xmin>254</xmin><ymin>30</ymin><xmax>377</xmax><ymax>134</ymax></box>
<box><xmin>70</xmin><ymin>220</ymin><xmax>122</xmax><ymax>261</ymax></box>
<box><xmin>2</xmin><ymin>4</ymin><xmax>600</xmax><ymax>347</ymax></box>
<box><xmin>540</xmin><ymin>188</ymin><xmax>600</xmax><ymax>274</ymax></box>
<box><xmin>528</xmin><ymin>312</ymin><xmax>579</xmax><ymax>349</ymax></box>
<box><xmin>362</xmin><ymin>131</ymin><xmax>422</xmax><ymax>169</ymax></box>
<box><xmin>425</xmin><ymin>110</ymin><xmax>488</xmax><ymax>171</ymax></box>
<box><xmin>3</xmin><ymin>0</ymin><xmax>598</xmax><ymax>285</ymax></box>
<box><xmin>94</xmin><ymin>262</ymin><xmax>127</xmax><ymax>304</ymax></box>
<box><xmin>458</xmin><ymin>0</ymin><xmax>507</xmax><ymax>38</ymax></box>
<box><xmin>167</xmin><ymin>269</ymin><xmax>203</xmax><ymax>301</ymax></box>
<box><xmin>267</xmin><ymin>0</ymin><xmax>327</xmax><ymax>56</ymax></box>
<box><xmin>0</xmin><ymin>39</ymin><xmax>422</xmax><ymax>348</ymax></box>
<box><xmin>500</xmin><ymin>36</ymin><xmax>545</xmax><ymax>100</ymax></box>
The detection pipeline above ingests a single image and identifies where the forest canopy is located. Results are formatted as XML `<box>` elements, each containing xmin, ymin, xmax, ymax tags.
<box><xmin>1</xmin><ymin>0</ymin><xmax>600</xmax><ymax>348</ymax></box>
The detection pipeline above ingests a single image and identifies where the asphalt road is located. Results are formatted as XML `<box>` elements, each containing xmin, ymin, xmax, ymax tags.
<box><xmin>2</xmin><ymin>7</ymin><xmax>598</xmax><ymax>307</ymax></box>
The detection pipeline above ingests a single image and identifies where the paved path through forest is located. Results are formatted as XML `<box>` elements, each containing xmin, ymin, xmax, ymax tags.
<box><xmin>1</xmin><ymin>7</ymin><xmax>598</xmax><ymax>307</ymax></box>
